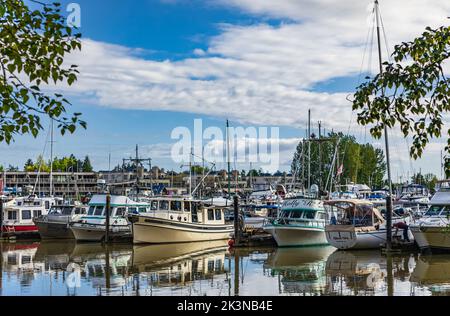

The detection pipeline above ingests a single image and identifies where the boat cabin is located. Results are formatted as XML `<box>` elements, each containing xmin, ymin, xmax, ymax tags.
<box><xmin>3</xmin><ymin>196</ymin><xmax>63</xmax><ymax>226</ymax></box>
<box><xmin>275</xmin><ymin>198</ymin><xmax>326</xmax><ymax>228</ymax></box>
<box><xmin>140</xmin><ymin>197</ymin><xmax>227</xmax><ymax>225</ymax></box>
<box><xmin>325</xmin><ymin>200</ymin><xmax>385</xmax><ymax>229</ymax></box>
<box><xmin>86</xmin><ymin>195</ymin><xmax>149</xmax><ymax>218</ymax></box>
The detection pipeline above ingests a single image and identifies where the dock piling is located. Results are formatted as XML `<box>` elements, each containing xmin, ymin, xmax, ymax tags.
<box><xmin>233</xmin><ymin>195</ymin><xmax>240</xmax><ymax>246</ymax></box>
<box><xmin>105</xmin><ymin>194</ymin><xmax>111</xmax><ymax>243</ymax></box>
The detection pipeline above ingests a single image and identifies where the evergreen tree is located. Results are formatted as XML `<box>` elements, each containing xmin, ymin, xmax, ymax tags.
<box><xmin>82</xmin><ymin>156</ymin><xmax>93</xmax><ymax>172</ymax></box>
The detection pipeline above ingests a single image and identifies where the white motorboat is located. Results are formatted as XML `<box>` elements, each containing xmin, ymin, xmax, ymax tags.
<box><xmin>263</xmin><ymin>198</ymin><xmax>328</xmax><ymax>247</ymax></box>
<box><xmin>325</xmin><ymin>199</ymin><xmax>413</xmax><ymax>250</ymax></box>
<box><xmin>1</xmin><ymin>195</ymin><xmax>63</xmax><ymax>237</ymax></box>
<box><xmin>70</xmin><ymin>195</ymin><xmax>150</xmax><ymax>242</ymax></box>
<box><xmin>410</xmin><ymin>180</ymin><xmax>450</xmax><ymax>252</ymax></box>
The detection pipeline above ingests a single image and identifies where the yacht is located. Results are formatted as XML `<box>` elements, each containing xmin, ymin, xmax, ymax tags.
<box><xmin>70</xmin><ymin>194</ymin><xmax>150</xmax><ymax>242</ymax></box>
<box><xmin>397</xmin><ymin>184</ymin><xmax>430</xmax><ymax>206</ymax></box>
<box><xmin>410</xmin><ymin>180</ymin><xmax>450</xmax><ymax>252</ymax></box>
<box><xmin>325</xmin><ymin>199</ymin><xmax>412</xmax><ymax>250</ymax></box>
<box><xmin>130</xmin><ymin>197</ymin><xmax>233</xmax><ymax>244</ymax></box>
<box><xmin>1</xmin><ymin>195</ymin><xmax>63</xmax><ymax>237</ymax></box>
<box><xmin>263</xmin><ymin>197</ymin><xmax>328</xmax><ymax>247</ymax></box>
<box><xmin>34</xmin><ymin>204</ymin><xmax>88</xmax><ymax>239</ymax></box>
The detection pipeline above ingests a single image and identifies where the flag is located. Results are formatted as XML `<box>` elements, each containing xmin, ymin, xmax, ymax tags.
<box><xmin>336</xmin><ymin>164</ymin><xmax>344</xmax><ymax>176</ymax></box>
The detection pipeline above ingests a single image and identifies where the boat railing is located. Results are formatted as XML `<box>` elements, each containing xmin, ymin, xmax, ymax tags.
<box><xmin>272</xmin><ymin>217</ymin><xmax>325</xmax><ymax>228</ymax></box>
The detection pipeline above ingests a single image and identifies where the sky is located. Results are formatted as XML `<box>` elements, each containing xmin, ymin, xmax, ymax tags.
<box><xmin>1</xmin><ymin>0</ymin><xmax>449</xmax><ymax>180</ymax></box>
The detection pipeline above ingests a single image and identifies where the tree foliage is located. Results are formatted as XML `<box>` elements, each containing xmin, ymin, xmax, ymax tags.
<box><xmin>23</xmin><ymin>154</ymin><xmax>92</xmax><ymax>172</ymax></box>
<box><xmin>292</xmin><ymin>132</ymin><xmax>387</xmax><ymax>190</ymax></box>
<box><xmin>0</xmin><ymin>0</ymin><xmax>85</xmax><ymax>143</ymax></box>
<box><xmin>353</xmin><ymin>25</ymin><xmax>450</xmax><ymax>177</ymax></box>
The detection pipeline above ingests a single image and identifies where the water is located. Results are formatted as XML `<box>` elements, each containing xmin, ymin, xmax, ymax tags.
<box><xmin>1</xmin><ymin>240</ymin><xmax>450</xmax><ymax>296</ymax></box>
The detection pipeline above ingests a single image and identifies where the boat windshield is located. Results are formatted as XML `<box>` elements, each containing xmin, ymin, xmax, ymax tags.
<box><xmin>49</xmin><ymin>206</ymin><xmax>72</xmax><ymax>215</ymax></box>
<box><xmin>425</xmin><ymin>205</ymin><xmax>443</xmax><ymax>216</ymax></box>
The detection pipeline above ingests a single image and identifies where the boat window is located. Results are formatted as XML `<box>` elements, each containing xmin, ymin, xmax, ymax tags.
<box><xmin>74</xmin><ymin>208</ymin><xmax>81</xmax><ymax>215</ymax></box>
<box><xmin>215</xmin><ymin>209</ymin><xmax>222</xmax><ymax>221</ymax></box>
<box><xmin>207</xmin><ymin>209</ymin><xmax>214</xmax><ymax>221</ymax></box>
<box><xmin>171</xmin><ymin>201</ymin><xmax>182</xmax><ymax>212</ymax></box>
<box><xmin>160</xmin><ymin>201</ymin><xmax>169</xmax><ymax>211</ymax></box>
<box><xmin>17</xmin><ymin>201</ymin><xmax>22</xmax><ymax>206</ymax></box>
<box><xmin>7</xmin><ymin>255</ymin><xmax>17</xmax><ymax>265</ymax></box>
<box><xmin>22</xmin><ymin>210</ymin><xmax>32</xmax><ymax>220</ymax></box>
<box><xmin>33</xmin><ymin>210</ymin><xmax>42</xmax><ymax>218</ymax></box>
<box><xmin>304</xmin><ymin>211</ymin><xmax>315</xmax><ymax>219</ymax></box>
<box><xmin>128</xmin><ymin>207</ymin><xmax>137</xmax><ymax>214</ymax></box>
<box><xmin>33</xmin><ymin>201</ymin><xmax>40</xmax><ymax>206</ymax></box>
<box><xmin>45</xmin><ymin>201</ymin><xmax>50</xmax><ymax>209</ymax></box>
<box><xmin>425</xmin><ymin>205</ymin><xmax>442</xmax><ymax>216</ymax></box>
<box><xmin>139</xmin><ymin>207</ymin><xmax>147</xmax><ymax>213</ymax></box>
<box><xmin>8</xmin><ymin>211</ymin><xmax>17</xmax><ymax>220</ymax></box>
<box><xmin>290</xmin><ymin>211</ymin><xmax>303</xmax><ymax>219</ymax></box>
<box><xmin>22</xmin><ymin>255</ymin><xmax>32</xmax><ymax>264</ymax></box>
<box><xmin>62</xmin><ymin>207</ymin><xmax>72</xmax><ymax>215</ymax></box>
<box><xmin>151</xmin><ymin>201</ymin><xmax>158</xmax><ymax>211</ymax></box>
<box><xmin>318</xmin><ymin>212</ymin><xmax>326</xmax><ymax>220</ymax></box>
<box><xmin>94</xmin><ymin>206</ymin><xmax>104</xmax><ymax>216</ymax></box>
<box><xmin>116</xmin><ymin>207</ymin><xmax>126</xmax><ymax>216</ymax></box>
<box><xmin>88</xmin><ymin>206</ymin><xmax>95</xmax><ymax>216</ymax></box>
<box><xmin>440</xmin><ymin>206</ymin><xmax>450</xmax><ymax>217</ymax></box>
<box><xmin>184</xmin><ymin>202</ymin><xmax>190</xmax><ymax>213</ymax></box>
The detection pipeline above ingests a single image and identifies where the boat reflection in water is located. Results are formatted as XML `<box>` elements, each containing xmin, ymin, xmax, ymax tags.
<box><xmin>4</xmin><ymin>241</ymin><xmax>450</xmax><ymax>296</ymax></box>
<box><xmin>410</xmin><ymin>254</ymin><xmax>450</xmax><ymax>296</ymax></box>
<box><xmin>263</xmin><ymin>246</ymin><xmax>335</xmax><ymax>295</ymax></box>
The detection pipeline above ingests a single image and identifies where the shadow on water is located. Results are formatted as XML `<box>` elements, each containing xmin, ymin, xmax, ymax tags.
<box><xmin>1</xmin><ymin>240</ymin><xmax>450</xmax><ymax>296</ymax></box>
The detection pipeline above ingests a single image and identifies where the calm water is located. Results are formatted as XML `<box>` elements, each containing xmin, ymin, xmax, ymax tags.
<box><xmin>1</xmin><ymin>240</ymin><xmax>450</xmax><ymax>296</ymax></box>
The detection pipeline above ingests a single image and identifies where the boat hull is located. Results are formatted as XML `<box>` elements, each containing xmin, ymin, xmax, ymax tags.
<box><xmin>325</xmin><ymin>225</ymin><xmax>413</xmax><ymax>250</ymax></box>
<box><xmin>1</xmin><ymin>225</ymin><xmax>40</xmax><ymax>238</ymax></box>
<box><xmin>133</xmin><ymin>217</ymin><xmax>233</xmax><ymax>244</ymax></box>
<box><xmin>264</xmin><ymin>225</ymin><xmax>328</xmax><ymax>247</ymax></box>
<box><xmin>70</xmin><ymin>224</ymin><xmax>132</xmax><ymax>243</ymax></box>
<box><xmin>411</xmin><ymin>225</ymin><xmax>450</xmax><ymax>252</ymax></box>
<box><xmin>34</xmin><ymin>219</ymin><xmax>74</xmax><ymax>239</ymax></box>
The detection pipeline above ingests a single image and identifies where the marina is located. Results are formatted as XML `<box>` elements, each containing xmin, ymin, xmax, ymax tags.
<box><xmin>1</xmin><ymin>0</ymin><xmax>450</xmax><ymax>302</ymax></box>
<box><xmin>1</xmin><ymin>241</ymin><xmax>450</xmax><ymax>296</ymax></box>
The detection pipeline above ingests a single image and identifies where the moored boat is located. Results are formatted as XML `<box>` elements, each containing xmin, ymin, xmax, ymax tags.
<box><xmin>410</xmin><ymin>180</ymin><xmax>450</xmax><ymax>252</ymax></box>
<box><xmin>34</xmin><ymin>204</ymin><xmax>88</xmax><ymax>239</ymax></box>
<box><xmin>324</xmin><ymin>199</ymin><xmax>412</xmax><ymax>250</ymax></box>
<box><xmin>1</xmin><ymin>195</ymin><xmax>63</xmax><ymax>237</ymax></box>
<box><xmin>131</xmin><ymin>197</ymin><xmax>233</xmax><ymax>244</ymax></box>
<box><xmin>70</xmin><ymin>194</ymin><xmax>149</xmax><ymax>242</ymax></box>
<box><xmin>263</xmin><ymin>198</ymin><xmax>328</xmax><ymax>247</ymax></box>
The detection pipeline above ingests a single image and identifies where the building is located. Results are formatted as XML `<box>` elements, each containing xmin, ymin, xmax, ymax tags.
<box><xmin>0</xmin><ymin>171</ymin><xmax>100</xmax><ymax>199</ymax></box>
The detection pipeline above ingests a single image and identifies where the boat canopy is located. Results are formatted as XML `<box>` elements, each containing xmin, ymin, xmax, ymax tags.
<box><xmin>324</xmin><ymin>200</ymin><xmax>385</xmax><ymax>227</ymax></box>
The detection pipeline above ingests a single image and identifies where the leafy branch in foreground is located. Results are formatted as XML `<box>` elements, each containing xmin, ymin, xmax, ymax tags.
<box><xmin>0</xmin><ymin>0</ymin><xmax>85</xmax><ymax>143</ymax></box>
<box><xmin>353</xmin><ymin>25</ymin><xmax>450</xmax><ymax>177</ymax></box>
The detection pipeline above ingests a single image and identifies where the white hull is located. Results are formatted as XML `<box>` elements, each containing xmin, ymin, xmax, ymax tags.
<box><xmin>264</xmin><ymin>225</ymin><xmax>328</xmax><ymax>247</ymax></box>
<box><xmin>133</xmin><ymin>218</ymin><xmax>233</xmax><ymax>244</ymax></box>
<box><xmin>326</xmin><ymin>226</ymin><xmax>413</xmax><ymax>250</ymax></box>
<box><xmin>411</xmin><ymin>225</ymin><xmax>450</xmax><ymax>251</ymax></box>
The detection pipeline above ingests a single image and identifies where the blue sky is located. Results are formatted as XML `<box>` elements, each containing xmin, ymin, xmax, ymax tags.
<box><xmin>1</xmin><ymin>0</ymin><xmax>448</xmax><ymax>178</ymax></box>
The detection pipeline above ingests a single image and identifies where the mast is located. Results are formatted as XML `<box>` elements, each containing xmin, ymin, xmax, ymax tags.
<box><xmin>49</xmin><ymin>119</ymin><xmax>54</xmax><ymax>197</ymax></box>
<box><xmin>307</xmin><ymin>109</ymin><xmax>311</xmax><ymax>194</ymax></box>
<box><xmin>227</xmin><ymin>120</ymin><xmax>231</xmax><ymax>197</ymax></box>
<box><xmin>375</xmin><ymin>0</ymin><xmax>393</xmax><ymax>250</ymax></box>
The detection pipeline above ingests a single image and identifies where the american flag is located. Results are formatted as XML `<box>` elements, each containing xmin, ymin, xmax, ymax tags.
<box><xmin>336</xmin><ymin>164</ymin><xmax>344</xmax><ymax>176</ymax></box>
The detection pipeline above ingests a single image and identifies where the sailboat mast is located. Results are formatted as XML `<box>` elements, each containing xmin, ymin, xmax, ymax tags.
<box><xmin>226</xmin><ymin>120</ymin><xmax>231</xmax><ymax>197</ymax></box>
<box><xmin>375</xmin><ymin>0</ymin><xmax>393</xmax><ymax>249</ymax></box>
<box><xmin>49</xmin><ymin>119</ymin><xmax>54</xmax><ymax>197</ymax></box>
<box><xmin>307</xmin><ymin>109</ymin><xmax>311</xmax><ymax>194</ymax></box>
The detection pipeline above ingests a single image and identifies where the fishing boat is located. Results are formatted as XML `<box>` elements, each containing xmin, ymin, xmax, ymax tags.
<box><xmin>130</xmin><ymin>197</ymin><xmax>233</xmax><ymax>244</ymax></box>
<box><xmin>34</xmin><ymin>204</ymin><xmax>88</xmax><ymax>239</ymax></box>
<box><xmin>410</xmin><ymin>180</ymin><xmax>450</xmax><ymax>252</ymax></box>
<box><xmin>263</xmin><ymin>198</ymin><xmax>328</xmax><ymax>247</ymax></box>
<box><xmin>324</xmin><ymin>199</ymin><xmax>412</xmax><ymax>250</ymax></box>
<box><xmin>70</xmin><ymin>194</ymin><xmax>149</xmax><ymax>242</ymax></box>
<box><xmin>1</xmin><ymin>195</ymin><xmax>63</xmax><ymax>237</ymax></box>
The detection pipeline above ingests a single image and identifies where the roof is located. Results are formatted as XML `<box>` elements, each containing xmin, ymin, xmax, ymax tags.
<box><xmin>324</xmin><ymin>199</ymin><xmax>374</xmax><ymax>206</ymax></box>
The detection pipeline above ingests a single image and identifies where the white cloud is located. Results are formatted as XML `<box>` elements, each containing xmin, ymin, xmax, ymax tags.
<box><xmin>42</xmin><ymin>0</ymin><xmax>450</xmax><ymax>174</ymax></box>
